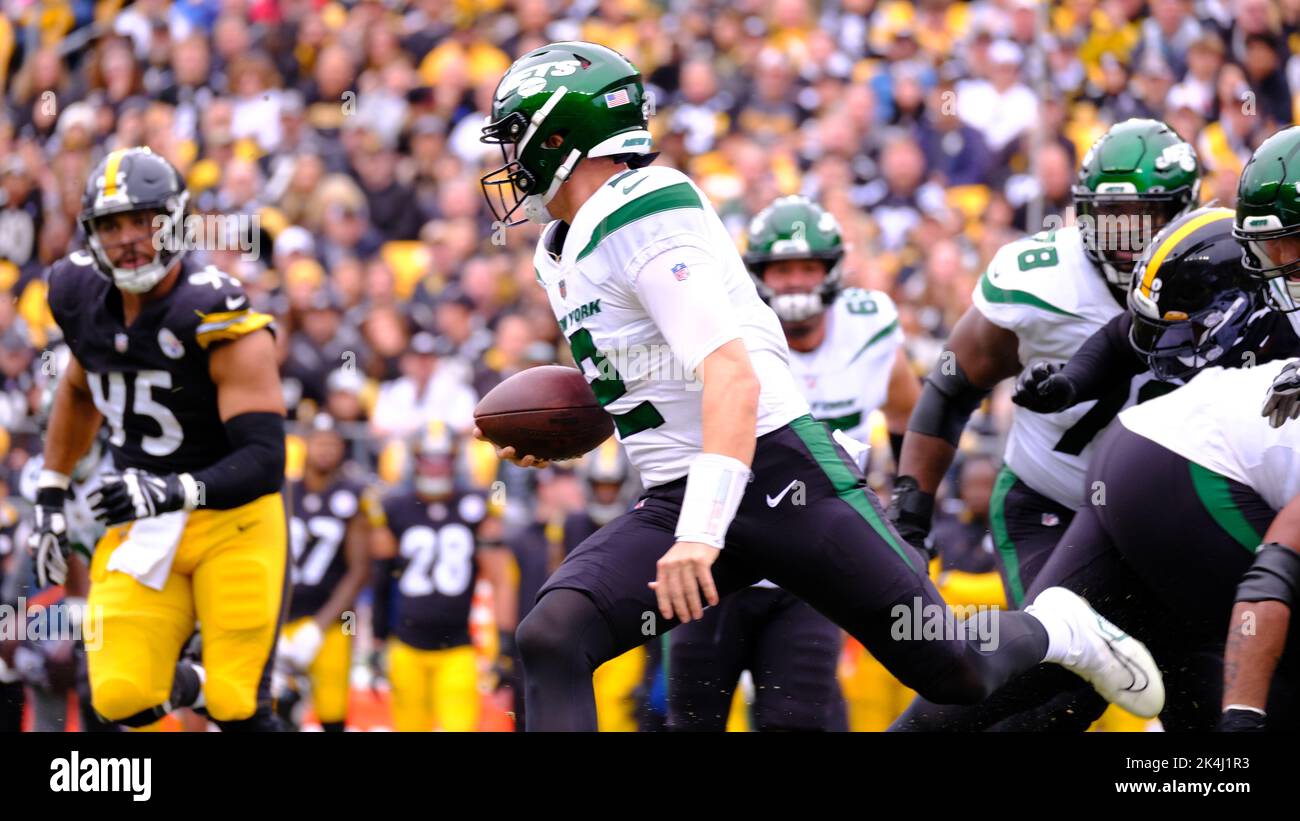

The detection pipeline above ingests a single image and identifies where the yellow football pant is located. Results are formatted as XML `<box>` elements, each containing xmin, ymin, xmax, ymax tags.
<box><xmin>282</xmin><ymin>616</ymin><xmax>352</xmax><ymax>725</ymax></box>
<box><xmin>387</xmin><ymin>640</ymin><xmax>480</xmax><ymax>731</ymax></box>
<box><xmin>85</xmin><ymin>492</ymin><xmax>287</xmax><ymax>725</ymax></box>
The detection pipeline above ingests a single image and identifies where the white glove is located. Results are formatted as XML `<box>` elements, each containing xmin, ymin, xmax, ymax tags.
<box><xmin>1262</xmin><ymin>360</ymin><xmax>1300</xmax><ymax>429</ymax></box>
<box><xmin>277</xmin><ymin>622</ymin><xmax>324</xmax><ymax>672</ymax></box>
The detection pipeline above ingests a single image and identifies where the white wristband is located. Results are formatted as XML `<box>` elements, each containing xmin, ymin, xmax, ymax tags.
<box><xmin>179</xmin><ymin>473</ymin><xmax>202</xmax><ymax>511</ymax></box>
<box><xmin>38</xmin><ymin>469</ymin><xmax>71</xmax><ymax>491</ymax></box>
<box><xmin>674</xmin><ymin>453</ymin><xmax>751</xmax><ymax>549</ymax></box>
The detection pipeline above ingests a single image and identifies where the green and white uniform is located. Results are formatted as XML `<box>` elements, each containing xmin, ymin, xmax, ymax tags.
<box><xmin>533</xmin><ymin>164</ymin><xmax>809</xmax><ymax>487</ymax></box>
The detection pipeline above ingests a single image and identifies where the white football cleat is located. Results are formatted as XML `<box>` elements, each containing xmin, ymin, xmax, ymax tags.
<box><xmin>1026</xmin><ymin>586</ymin><xmax>1165</xmax><ymax>719</ymax></box>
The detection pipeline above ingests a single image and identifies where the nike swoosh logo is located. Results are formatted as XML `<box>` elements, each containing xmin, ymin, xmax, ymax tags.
<box><xmin>622</xmin><ymin>177</ymin><xmax>648</xmax><ymax>195</ymax></box>
<box><xmin>226</xmin><ymin>296</ymin><xmax>246</xmax><ymax>310</ymax></box>
<box><xmin>236</xmin><ymin>521</ymin><xmax>256</xmax><ymax>532</ymax></box>
<box><xmin>765</xmin><ymin>480</ymin><xmax>800</xmax><ymax>508</ymax></box>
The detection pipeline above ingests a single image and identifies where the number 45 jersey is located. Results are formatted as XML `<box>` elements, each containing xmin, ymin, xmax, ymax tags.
<box><xmin>972</xmin><ymin>225</ymin><xmax>1149</xmax><ymax>510</ymax></box>
<box><xmin>45</xmin><ymin>253</ymin><xmax>275</xmax><ymax>474</ymax></box>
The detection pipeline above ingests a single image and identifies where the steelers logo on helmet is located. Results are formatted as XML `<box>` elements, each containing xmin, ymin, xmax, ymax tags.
<box><xmin>1128</xmin><ymin>207</ymin><xmax>1263</xmax><ymax>381</ymax></box>
<box><xmin>79</xmin><ymin>147</ymin><xmax>190</xmax><ymax>294</ymax></box>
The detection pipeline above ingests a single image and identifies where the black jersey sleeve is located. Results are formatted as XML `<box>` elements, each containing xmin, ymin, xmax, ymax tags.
<box><xmin>1060</xmin><ymin>312</ymin><xmax>1147</xmax><ymax>404</ymax></box>
<box><xmin>171</xmin><ymin>263</ymin><xmax>276</xmax><ymax>350</ymax></box>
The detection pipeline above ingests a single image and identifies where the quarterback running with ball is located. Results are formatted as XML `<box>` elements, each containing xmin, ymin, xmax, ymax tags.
<box><xmin>477</xmin><ymin>41</ymin><xmax>1164</xmax><ymax>732</ymax></box>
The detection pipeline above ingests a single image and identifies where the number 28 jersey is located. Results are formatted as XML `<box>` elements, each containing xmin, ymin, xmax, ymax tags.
<box><xmin>972</xmin><ymin>226</ymin><xmax>1148</xmax><ymax>510</ymax></box>
<box><xmin>378</xmin><ymin>490</ymin><xmax>487</xmax><ymax>650</ymax></box>
<box><xmin>45</xmin><ymin>253</ymin><xmax>276</xmax><ymax>475</ymax></box>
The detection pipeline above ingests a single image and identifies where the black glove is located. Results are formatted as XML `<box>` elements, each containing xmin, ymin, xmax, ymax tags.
<box><xmin>1217</xmin><ymin>707</ymin><xmax>1266</xmax><ymax>732</ymax></box>
<box><xmin>1262</xmin><ymin>359</ymin><xmax>1300</xmax><ymax>428</ymax></box>
<box><xmin>887</xmin><ymin>475</ymin><xmax>936</xmax><ymax>559</ymax></box>
<box><xmin>28</xmin><ymin>485</ymin><xmax>71</xmax><ymax>588</ymax></box>
<box><xmin>1012</xmin><ymin>362</ymin><xmax>1077</xmax><ymax>414</ymax></box>
<box><xmin>89</xmin><ymin>470</ymin><xmax>190</xmax><ymax>526</ymax></box>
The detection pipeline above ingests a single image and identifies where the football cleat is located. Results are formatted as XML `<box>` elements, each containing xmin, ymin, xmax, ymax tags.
<box><xmin>1026</xmin><ymin>586</ymin><xmax>1165</xmax><ymax>719</ymax></box>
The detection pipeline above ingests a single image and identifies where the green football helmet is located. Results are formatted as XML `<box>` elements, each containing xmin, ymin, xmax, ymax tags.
<box><xmin>480</xmin><ymin>41</ymin><xmax>656</xmax><ymax>226</ymax></box>
<box><xmin>1233</xmin><ymin>125</ymin><xmax>1300</xmax><ymax>319</ymax></box>
<box><xmin>1074</xmin><ymin>118</ymin><xmax>1200</xmax><ymax>291</ymax></box>
<box><xmin>743</xmin><ymin>196</ymin><xmax>845</xmax><ymax>323</ymax></box>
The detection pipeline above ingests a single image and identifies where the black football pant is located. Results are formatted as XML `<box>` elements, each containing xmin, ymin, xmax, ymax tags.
<box><xmin>517</xmin><ymin>416</ymin><xmax>1050</xmax><ymax>731</ymax></box>
<box><xmin>667</xmin><ymin>585</ymin><xmax>846</xmax><ymax>731</ymax></box>
<box><xmin>892</xmin><ymin>425</ymin><xmax>1299</xmax><ymax>732</ymax></box>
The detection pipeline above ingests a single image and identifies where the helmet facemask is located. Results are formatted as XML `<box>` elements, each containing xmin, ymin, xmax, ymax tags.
<box><xmin>1076</xmin><ymin>187</ymin><xmax>1197</xmax><ymax>291</ymax></box>
<box><xmin>1128</xmin><ymin>288</ymin><xmax>1259</xmax><ymax>380</ymax></box>
<box><xmin>81</xmin><ymin>192</ymin><xmax>189</xmax><ymax>294</ymax></box>
<box><xmin>481</xmin><ymin>94</ymin><xmax>584</xmax><ymax>226</ymax></box>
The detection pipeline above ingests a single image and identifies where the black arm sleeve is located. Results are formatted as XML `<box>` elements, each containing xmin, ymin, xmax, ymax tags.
<box><xmin>188</xmin><ymin>411</ymin><xmax>286</xmax><ymax>509</ymax></box>
<box><xmin>1059</xmin><ymin>313</ymin><xmax>1147</xmax><ymax>405</ymax></box>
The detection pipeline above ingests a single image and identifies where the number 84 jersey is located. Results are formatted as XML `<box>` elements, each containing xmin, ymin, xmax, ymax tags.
<box><xmin>972</xmin><ymin>225</ymin><xmax>1148</xmax><ymax>510</ymax></box>
<box><xmin>377</xmin><ymin>490</ymin><xmax>487</xmax><ymax>650</ymax></box>
<box><xmin>45</xmin><ymin>253</ymin><xmax>275</xmax><ymax>475</ymax></box>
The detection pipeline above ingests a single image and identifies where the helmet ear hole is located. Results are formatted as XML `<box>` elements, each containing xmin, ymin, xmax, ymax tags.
<box><xmin>543</xmin><ymin>131</ymin><xmax>567</xmax><ymax>149</ymax></box>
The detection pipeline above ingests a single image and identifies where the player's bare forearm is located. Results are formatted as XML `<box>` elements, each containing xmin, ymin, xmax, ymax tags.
<box><xmin>899</xmin><ymin>309</ymin><xmax>1020</xmax><ymax>493</ymax></box>
<box><xmin>209</xmin><ymin>329</ymin><xmax>286</xmax><ymax>420</ymax></box>
<box><xmin>1223</xmin><ymin>600</ymin><xmax>1288</xmax><ymax>710</ymax></box>
<box><xmin>698</xmin><ymin>338</ymin><xmax>759</xmax><ymax>466</ymax></box>
<box><xmin>43</xmin><ymin>354</ymin><xmax>103</xmax><ymax>476</ymax></box>
<box><xmin>314</xmin><ymin>515</ymin><xmax>372</xmax><ymax>630</ymax></box>
<box><xmin>1222</xmin><ymin>498</ymin><xmax>1300</xmax><ymax>710</ymax></box>
<box><xmin>883</xmin><ymin>348</ymin><xmax>921</xmax><ymax>435</ymax></box>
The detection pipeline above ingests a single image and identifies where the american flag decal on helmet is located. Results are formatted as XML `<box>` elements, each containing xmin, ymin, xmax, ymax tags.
<box><xmin>671</xmin><ymin>262</ymin><xmax>689</xmax><ymax>281</ymax></box>
<box><xmin>604</xmin><ymin>89</ymin><xmax>631</xmax><ymax>108</ymax></box>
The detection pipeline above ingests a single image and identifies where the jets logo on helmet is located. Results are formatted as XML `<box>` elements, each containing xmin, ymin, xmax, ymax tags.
<box><xmin>480</xmin><ymin>42</ymin><xmax>657</xmax><ymax>227</ymax></box>
<box><xmin>1233</xmin><ymin>126</ymin><xmax>1300</xmax><ymax>332</ymax></box>
<box><xmin>79</xmin><ymin>147</ymin><xmax>190</xmax><ymax>294</ymax></box>
<box><xmin>1073</xmin><ymin>119</ymin><xmax>1201</xmax><ymax>293</ymax></box>
<box><xmin>743</xmin><ymin>196</ymin><xmax>846</xmax><ymax>324</ymax></box>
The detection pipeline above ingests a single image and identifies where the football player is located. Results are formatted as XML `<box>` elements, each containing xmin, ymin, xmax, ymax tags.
<box><xmin>477</xmin><ymin>41</ymin><xmax>1163</xmax><ymax>731</ymax></box>
<box><xmin>371</xmin><ymin>423</ymin><xmax>513</xmax><ymax>732</ymax></box>
<box><xmin>890</xmin><ymin>118</ymin><xmax>1201</xmax><ymax>608</ymax></box>
<box><xmin>1236</xmin><ymin>125</ymin><xmax>1300</xmax><ymax>429</ymax></box>
<box><xmin>278</xmin><ymin>412</ymin><xmax>374</xmax><ymax>732</ymax></box>
<box><xmin>31</xmin><ymin>147</ymin><xmax>288</xmax><ymax>731</ymax></box>
<box><xmin>895</xmin><ymin>363</ymin><xmax>1300</xmax><ymax>731</ymax></box>
<box><xmin>1014</xmin><ymin>207</ymin><xmax>1299</xmax><ymax>413</ymax></box>
<box><xmin>668</xmin><ymin>196</ymin><xmax>917</xmax><ymax>731</ymax></box>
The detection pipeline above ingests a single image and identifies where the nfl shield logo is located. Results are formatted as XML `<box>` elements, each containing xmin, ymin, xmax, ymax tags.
<box><xmin>114</xmin><ymin>333</ymin><xmax>129</xmax><ymax>353</ymax></box>
<box><xmin>559</xmin><ymin>279</ymin><xmax>566</xmax><ymax>298</ymax></box>
<box><xmin>671</xmin><ymin>262</ymin><xmax>689</xmax><ymax>281</ymax></box>
<box><xmin>1041</xmin><ymin>513</ymin><xmax>1060</xmax><ymax>527</ymax></box>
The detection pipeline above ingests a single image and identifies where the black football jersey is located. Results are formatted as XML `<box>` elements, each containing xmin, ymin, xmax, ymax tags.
<box><xmin>287</xmin><ymin>477</ymin><xmax>368</xmax><ymax>622</ymax></box>
<box><xmin>45</xmin><ymin>253</ymin><xmax>276</xmax><ymax>475</ymax></box>
<box><xmin>380</xmin><ymin>490</ymin><xmax>487</xmax><ymax>650</ymax></box>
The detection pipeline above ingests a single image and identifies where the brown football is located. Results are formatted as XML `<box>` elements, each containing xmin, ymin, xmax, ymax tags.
<box><xmin>473</xmin><ymin>365</ymin><xmax>613</xmax><ymax>460</ymax></box>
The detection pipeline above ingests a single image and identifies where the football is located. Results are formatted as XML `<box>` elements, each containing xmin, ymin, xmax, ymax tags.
<box><xmin>473</xmin><ymin>365</ymin><xmax>613</xmax><ymax>460</ymax></box>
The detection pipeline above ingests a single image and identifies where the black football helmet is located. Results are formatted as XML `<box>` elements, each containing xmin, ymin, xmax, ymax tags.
<box><xmin>79</xmin><ymin>147</ymin><xmax>189</xmax><ymax>293</ymax></box>
<box><xmin>1128</xmin><ymin>206</ymin><xmax>1265</xmax><ymax>380</ymax></box>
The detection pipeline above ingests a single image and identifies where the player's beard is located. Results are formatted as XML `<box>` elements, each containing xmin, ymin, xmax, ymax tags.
<box><xmin>782</xmin><ymin>315</ymin><xmax>820</xmax><ymax>340</ymax></box>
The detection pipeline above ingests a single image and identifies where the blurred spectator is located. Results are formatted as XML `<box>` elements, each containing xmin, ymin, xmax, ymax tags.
<box><xmin>371</xmin><ymin>331</ymin><xmax>476</xmax><ymax>441</ymax></box>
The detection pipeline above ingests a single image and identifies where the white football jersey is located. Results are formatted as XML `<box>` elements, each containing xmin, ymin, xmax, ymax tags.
<box><xmin>788</xmin><ymin>288</ymin><xmax>902</xmax><ymax>443</ymax></box>
<box><xmin>972</xmin><ymin>225</ymin><xmax>1152</xmax><ymax>510</ymax></box>
<box><xmin>1119</xmin><ymin>362</ymin><xmax>1300</xmax><ymax>512</ymax></box>
<box><xmin>534</xmin><ymin>165</ymin><xmax>809</xmax><ymax>487</ymax></box>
